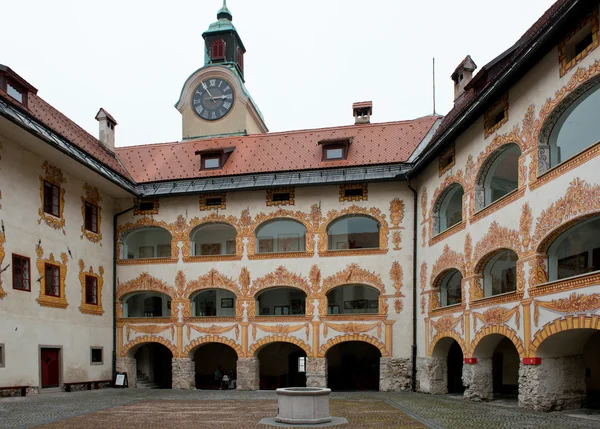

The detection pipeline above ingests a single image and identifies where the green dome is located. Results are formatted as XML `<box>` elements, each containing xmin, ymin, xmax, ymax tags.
<box><xmin>204</xmin><ymin>0</ymin><xmax>236</xmax><ymax>35</ymax></box>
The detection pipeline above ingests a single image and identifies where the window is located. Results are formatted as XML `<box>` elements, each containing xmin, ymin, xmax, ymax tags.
<box><xmin>256</xmin><ymin>219</ymin><xmax>306</xmax><ymax>253</ymax></box>
<box><xmin>440</xmin><ymin>270</ymin><xmax>462</xmax><ymax>307</ymax></box>
<box><xmin>548</xmin><ymin>216</ymin><xmax>600</xmax><ymax>281</ymax></box>
<box><xmin>484</xmin><ymin>94</ymin><xmax>508</xmax><ymax>138</ymax></box>
<box><xmin>298</xmin><ymin>357</ymin><xmax>306</xmax><ymax>373</ymax></box>
<box><xmin>483</xmin><ymin>250</ymin><xmax>518</xmax><ymax>297</ymax></box>
<box><xmin>434</xmin><ymin>184</ymin><xmax>464</xmax><ymax>234</ymax></box>
<box><xmin>237</xmin><ymin>47</ymin><xmax>244</xmax><ymax>72</ymax></box>
<box><xmin>123</xmin><ymin>292</ymin><xmax>171</xmax><ymax>318</ymax></box>
<box><xmin>191</xmin><ymin>223</ymin><xmax>237</xmax><ymax>256</ymax></box>
<box><xmin>157</xmin><ymin>244</ymin><xmax>172</xmax><ymax>258</ymax></box>
<box><xmin>257</xmin><ymin>287</ymin><xmax>306</xmax><ymax>315</ymax></box>
<box><xmin>548</xmin><ymin>82</ymin><xmax>600</xmax><ymax>168</ymax></box>
<box><xmin>266</xmin><ymin>187</ymin><xmax>295</xmax><ymax>206</ymax></box>
<box><xmin>7</xmin><ymin>82</ymin><xmax>23</xmax><ymax>103</ymax></box>
<box><xmin>206</xmin><ymin>197</ymin><xmax>222</xmax><ymax>207</ymax></box>
<box><xmin>439</xmin><ymin>144</ymin><xmax>455</xmax><ymax>176</ymax></box>
<box><xmin>339</xmin><ymin>183</ymin><xmax>368</xmax><ymax>201</ymax></box>
<box><xmin>134</xmin><ymin>199</ymin><xmax>159</xmax><ymax>215</ymax></box>
<box><xmin>559</xmin><ymin>9</ymin><xmax>599</xmax><ymax>76</ymax></box>
<box><xmin>344</xmin><ymin>188</ymin><xmax>363</xmax><ymax>198</ymax></box>
<box><xmin>480</xmin><ymin>144</ymin><xmax>521</xmax><ymax>208</ymax></box>
<box><xmin>192</xmin><ymin>289</ymin><xmax>236</xmax><ymax>316</ymax></box>
<box><xmin>211</xmin><ymin>39</ymin><xmax>225</xmax><ymax>60</ymax></box>
<box><xmin>0</xmin><ymin>344</ymin><xmax>4</xmax><ymax>368</ymax></box>
<box><xmin>323</xmin><ymin>144</ymin><xmax>347</xmax><ymax>161</ymax></box>
<box><xmin>272</xmin><ymin>192</ymin><xmax>290</xmax><ymax>202</ymax></box>
<box><xmin>200</xmin><ymin>193</ymin><xmax>226</xmax><ymax>211</ymax></box>
<box><xmin>43</xmin><ymin>181</ymin><xmax>60</xmax><ymax>217</ymax></box>
<box><xmin>327</xmin><ymin>215</ymin><xmax>380</xmax><ymax>250</ymax></box>
<box><xmin>139</xmin><ymin>201</ymin><xmax>154</xmax><ymax>211</ymax></box>
<box><xmin>12</xmin><ymin>254</ymin><xmax>30</xmax><ymax>291</ymax></box>
<box><xmin>90</xmin><ymin>347</ymin><xmax>103</xmax><ymax>365</ymax></box>
<box><xmin>85</xmin><ymin>276</ymin><xmax>98</xmax><ymax>305</ymax></box>
<box><xmin>203</xmin><ymin>156</ymin><xmax>221</xmax><ymax>169</ymax></box>
<box><xmin>326</xmin><ymin>285</ymin><xmax>379</xmax><ymax>314</ymax></box>
<box><xmin>122</xmin><ymin>227</ymin><xmax>172</xmax><ymax>260</ymax></box>
<box><xmin>45</xmin><ymin>264</ymin><xmax>60</xmax><ymax>297</ymax></box>
<box><xmin>84</xmin><ymin>202</ymin><xmax>98</xmax><ymax>233</ymax></box>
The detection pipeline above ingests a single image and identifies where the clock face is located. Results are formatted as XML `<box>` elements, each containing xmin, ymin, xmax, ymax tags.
<box><xmin>191</xmin><ymin>78</ymin><xmax>235</xmax><ymax>121</ymax></box>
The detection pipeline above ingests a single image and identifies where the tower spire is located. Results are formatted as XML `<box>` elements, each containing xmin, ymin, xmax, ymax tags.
<box><xmin>217</xmin><ymin>0</ymin><xmax>232</xmax><ymax>21</ymax></box>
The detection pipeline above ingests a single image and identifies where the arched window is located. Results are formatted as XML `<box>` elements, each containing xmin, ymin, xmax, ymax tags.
<box><xmin>480</xmin><ymin>144</ymin><xmax>521</xmax><ymax>207</ymax></box>
<box><xmin>434</xmin><ymin>184</ymin><xmax>464</xmax><ymax>235</ymax></box>
<box><xmin>211</xmin><ymin>39</ymin><xmax>225</xmax><ymax>60</ymax></box>
<box><xmin>483</xmin><ymin>250</ymin><xmax>518</xmax><ymax>297</ymax></box>
<box><xmin>191</xmin><ymin>223</ymin><xmax>236</xmax><ymax>256</ymax></box>
<box><xmin>122</xmin><ymin>227</ymin><xmax>172</xmax><ymax>259</ymax></box>
<box><xmin>327</xmin><ymin>215</ymin><xmax>380</xmax><ymax>250</ymax></box>
<box><xmin>440</xmin><ymin>270</ymin><xmax>462</xmax><ymax>307</ymax></box>
<box><xmin>256</xmin><ymin>220</ymin><xmax>306</xmax><ymax>253</ymax></box>
<box><xmin>326</xmin><ymin>285</ymin><xmax>379</xmax><ymax>314</ymax></box>
<box><xmin>192</xmin><ymin>289</ymin><xmax>236</xmax><ymax>317</ymax></box>
<box><xmin>547</xmin><ymin>216</ymin><xmax>600</xmax><ymax>281</ymax></box>
<box><xmin>549</xmin><ymin>82</ymin><xmax>600</xmax><ymax>168</ymax></box>
<box><xmin>256</xmin><ymin>287</ymin><xmax>306</xmax><ymax>316</ymax></box>
<box><xmin>123</xmin><ymin>292</ymin><xmax>171</xmax><ymax>318</ymax></box>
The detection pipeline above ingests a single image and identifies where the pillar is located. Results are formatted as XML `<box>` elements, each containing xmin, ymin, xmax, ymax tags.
<box><xmin>463</xmin><ymin>358</ymin><xmax>493</xmax><ymax>401</ymax></box>
<box><xmin>518</xmin><ymin>356</ymin><xmax>586</xmax><ymax>411</ymax></box>
<box><xmin>416</xmin><ymin>357</ymin><xmax>446</xmax><ymax>394</ymax></box>
<box><xmin>172</xmin><ymin>358</ymin><xmax>195</xmax><ymax>390</ymax></box>
<box><xmin>116</xmin><ymin>357</ymin><xmax>137</xmax><ymax>388</ymax></box>
<box><xmin>236</xmin><ymin>357</ymin><xmax>259</xmax><ymax>390</ymax></box>
<box><xmin>306</xmin><ymin>358</ymin><xmax>327</xmax><ymax>387</ymax></box>
<box><xmin>379</xmin><ymin>357</ymin><xmax>412</xmax><ymax>392</ymax></box>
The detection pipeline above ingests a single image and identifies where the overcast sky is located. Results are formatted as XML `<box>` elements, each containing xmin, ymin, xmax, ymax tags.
<box><xmin>3</xmin><ymin>0</ymin><xmax>556</xmax><ymax>148</ymax></box>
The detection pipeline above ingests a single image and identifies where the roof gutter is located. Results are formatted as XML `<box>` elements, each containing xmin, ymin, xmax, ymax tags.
<box><xmin>409</xmin><ymin>0</ymin><xmax>580</xmax><ymax>175</ymax></box>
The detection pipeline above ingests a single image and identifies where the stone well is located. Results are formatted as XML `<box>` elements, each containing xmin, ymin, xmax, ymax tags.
<box><xmin>276</xmin><ymin>387</ymin><xmax>332</xmax><ymax>424</ymax></box>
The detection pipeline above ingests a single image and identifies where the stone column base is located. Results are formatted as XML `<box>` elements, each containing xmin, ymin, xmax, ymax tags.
<box><xmin>416</xmin><ymin>357</ymin><xmax>447</xmax><ymax>394</ymax></box>
<box><xmin>237</xmin><ymin>357</ymin><xmax>259</xmax><ymax>390</ymax></box>
<box><xmin>306</xmin><ymin>358</ymin><xmax>327</xmax><ymax>387</ymax></box>
<box><xmin>172</xmin><ymin>358</ymin><xmax>195</xmax><ymax>390</ymax></box>
<box><xmin>116</xmin><ymin>357</ymin><xmax>137</xmax><ymax>388</ymax></box>
<box><xmin>463</xmin><ymin>358</ymin><xmax>492</xmax><ymax>401</ymax></box>
<box><xmin>519</xmin><ymin>355</ymin><xmax>586</xmax><ymax>411</ymax></box>
<box><xmin>380</xmin><ymin>357</ymin><xmax>411</xmax><ymax>392</ymax></box>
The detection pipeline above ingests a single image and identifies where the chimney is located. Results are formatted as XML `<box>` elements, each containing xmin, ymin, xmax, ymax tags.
<box><xmin>95</xmin><ymin>108</ymin><xmax>117</xmax><ymax>151</ymax></box>
<box><xmin>451</xmin><ymin>55</ymin><xmax>477</xmax><ymax>104</ymax></box>
<box><xmin>353</xmin><ymin>101</ymin><xmax>372</xmax><ymax>124</ymax></box>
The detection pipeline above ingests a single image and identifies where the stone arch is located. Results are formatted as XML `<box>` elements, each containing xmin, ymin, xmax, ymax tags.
<box><xmin>429</xmin><ymin>332</ymin><xmax>468</xmax><ymax>357</ymax></box>
<box><xmin>116</xmin><ymin>218</ymin><xmax>176</xmax><ymax>263</ymax></box>
<box><xmin>184</xmin><ymin>269</ymin><xmax>240</xmax><ymax>299</ymax></box>
<box><xmin>468</xmin><ymin>326</ymin><xmax>525</xmax><ymax>358</ymax></box>
<box><xmin>251</xmin><ymin>266</ymin><xmax>310</xmax><ymax>296</ymax></box>
<box><xmin>319</xmin><ymin>334</ymin><xmax>388</xmax><ymax>358</ymax></box>
<box><xmin>249</xmin><ymin>335</ymin><xmax>312</xmax><ymax>357</ymax></box>
<box><xmin>123</xmin><ymin>335</ymin><xmax>178</xmax><ymax>358</ymax></box>
<box><xmin>321</xmin><ymin>263</ymin><xmax>385</xmax><ymax>295</ymax></box>
<box><xmin>184</xmin><ymin>335</ymin><xmax>242</xmax><ymax>358</ymax></box>
<box><xmin>530</xmin><ymin>315</ymin><xmax>600</xmax><ymax>357</ymax></box>
<box><xmin>184</xmin><ymin>213</ymin><xmax>243</xmax><ymax>260</ymax></box>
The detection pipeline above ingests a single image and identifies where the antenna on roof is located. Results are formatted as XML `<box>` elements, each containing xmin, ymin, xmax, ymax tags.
<box><xmin>432</xmin><ymin>57</ymin><xmax>437</xmax><ymax>115</ymax></box>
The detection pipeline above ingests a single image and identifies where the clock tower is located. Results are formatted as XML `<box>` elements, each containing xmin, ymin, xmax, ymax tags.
<box><xmin>175</xmin><ymin>1</ymin><xmax>268</xmax><ymax>140</ymax></box>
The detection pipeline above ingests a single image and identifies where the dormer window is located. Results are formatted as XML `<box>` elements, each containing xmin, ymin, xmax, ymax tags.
<box><xmin>211</xmin><ymin>39</ymin><xmax>226</xmax><ymax>61</ymax></box>
<box><xmin>0</xmin><ymin>65</ymin><xmax>37</xmax><ymax>108</ymax></box>
<box><xmin>196</xmin><ymin>147</ymin><xmax>235</xmax><ymax>171</ymax></box>
<box><xmin>559</xmin><ymin>9</ymin><xmax>599</xmax><ymax>77</ymax></box>
<box><xmin>320</xmin><ymin>138</ymin><xmax>352</xmax><ymax>161</ymax></box>
<box><xmin>439</xmin><ymin>143</ymin><xmax>456</xmax><ymax>176</ymax></box>
<box><xmin>203</xmin><ymin>155</ymin><xmax>221</xmax><ymax>169</ymax></box>
<box><xmin>7</xmin><ymin>81</ymin><xmax>23</xmax><ymax>103</ymax></box>
<box><xmin>484</xmin><ymin>93</ymin><xmax>508</xmax><ymax>138</ymax></box>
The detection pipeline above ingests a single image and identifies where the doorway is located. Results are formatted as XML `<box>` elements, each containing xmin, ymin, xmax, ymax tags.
<box><xmin>40</xmin><ymin>348</ymin><xmax>61</xmax><ymax>388</ymax></box>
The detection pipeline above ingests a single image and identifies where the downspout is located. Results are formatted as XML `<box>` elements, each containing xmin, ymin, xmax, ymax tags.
<box><xmin>112</xmin><ymin>204</ymin><xmax>136</xmax><ymax>379</ymax></box>
<box><xmin>407</xmin><ymin>178</ymin><xmax>418</xmax><ymax>392</ymax></box>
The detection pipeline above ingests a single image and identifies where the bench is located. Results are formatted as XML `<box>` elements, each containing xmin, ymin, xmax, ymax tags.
<box><xmin>0</xmin><ymin>386</ymin><xmax>29</xmax><ymax>396</ymax></box>
<box><xmin>63</xmin><ymin>380</ymin><xmax>113</xmax><ymax>392</ymax></box>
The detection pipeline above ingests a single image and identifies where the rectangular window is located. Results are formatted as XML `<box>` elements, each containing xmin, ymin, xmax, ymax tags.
<box><xmin>439</xmin><ymin>144</ymin><xmax>455</xmax><ymax>176</ymax></box>
<box><xmin>43</xmin><ymin>181</ymin><xmax>60</xmax><ymax>217</ymax></box>
<box><xmin>206</xmin><ymin>197</ymin><xmax>223</xmax><ymax>207</ymax></box>
<box><xmin>84</xmin><ymin>202</ymin><xmax>98</xmax><ymax>233</ymax></box>
<box><xmin>298</xmin><ymin>357</ymin><xmax>306</xmax><ymax>373</ymax></box>
<box><xmin>339</xmin><ymin>183</ymin><xmax>368</xmax><ymax>202</ymax></box>
<box><xmin>157</xmin><ymin>244</ymin><xmax>172</xmax><ymax>258</ymax></box>
<box><xmin>7</xmin><ymin>82</ymin><xmax>23</xmax><ymax>103</ymax></box>
<box><xmin>90</xmin><ymin>347</ymin><xmax>103</xmax><ymax>365</ymax></box>
<box><xmin>138</xmin><ymin>201</ymin><xmax>155</xmax><ymax>212</ymax></box>
<box><xmin>85</xmin><ymin>276</ymin><xmax>98</xmax><ymax>305</ymax></box>
<box><xmin>272</xmin><ymin>192</ymin><xmax>291</xmax><ymax>202</ymax></box>
<box><xmin>44</xmin><ymin>264</ymin><xmax>60</xmax><ymax>297</ymax></box>
<box><xmin>0</xmin><ymin>344</ymin><xmax>4</xmax><ymax>368</ymax></box>
<box><xmin>344</xmin><ymin>188</ymin><xmax>363</xmax><ymax>198</ymax></box>
<box><xmin>12</xmin><ymin>254</ymin><xmax>31</xmax><ymax>291</ymax></box>
<box><xmin>203</xmin><ymin>156</ymin><xmax>221</xmax><ymax>169</ymax></box>
<box><xmin>326</xmin><ymin>147</ymin><xmax>344</xmax><ymax>160</ymax></box>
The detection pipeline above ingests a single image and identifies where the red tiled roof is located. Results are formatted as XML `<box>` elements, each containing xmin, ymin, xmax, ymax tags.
<box><xmin>116</xmin><ymin>116</ymin><xmax>439</xmax><ymax>183</ymax></box>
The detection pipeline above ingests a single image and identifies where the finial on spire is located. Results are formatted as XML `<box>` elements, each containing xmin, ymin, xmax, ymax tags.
<box><xmin>217</xmin><ymin>0</ymin><xmax>232</xmax><ymax>21</ymax></box>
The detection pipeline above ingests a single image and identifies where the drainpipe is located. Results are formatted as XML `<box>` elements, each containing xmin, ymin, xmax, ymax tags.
<box><xmin>112</xmin><ymin>204</ymin><xmax>136</xmax><ymax>379</ymax></box>
<box><xmin>406</xmin><ymin>178</ymin><xmax>418</xmax><ymax>392</ymax></box>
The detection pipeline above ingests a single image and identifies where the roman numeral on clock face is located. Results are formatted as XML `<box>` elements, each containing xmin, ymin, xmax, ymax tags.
<box><xmin>191</xmin><ymin>78</ymin><xmax>235</xmax><ymax>121</ymax></box>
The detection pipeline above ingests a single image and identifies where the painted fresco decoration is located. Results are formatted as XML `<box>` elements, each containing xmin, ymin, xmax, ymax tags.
<box><xmin>533</xmin><ymin>293</ymin><xmax>600</xmax><ymax>326</ymax></box>
<box><xmin>80</xmin><ymin>184</ymin><xmax>103</xmax><ymax>245</ymax></box>
<box><xmin>38</xmin><ymin>161</ymin><xmax>66</xmax><ymax>233</ymax></box>
<box><xmin>389</xmin><ymin>261</ymin><xmax>404</xmax><ymax>297</ymax></box>
<box><xmin>472</xmin><ymin>305</ymin><xmax>520</xmax><ymax>331</ymax></box>
<box><xmin>78</xmin><ymin>259</ymin><xmax>105</xmax><ymax>316</ymax></box>
<box><xmin>389</xmin><ymin>198</ymin><xmax>405</xmax><ymax>229</ymax></box>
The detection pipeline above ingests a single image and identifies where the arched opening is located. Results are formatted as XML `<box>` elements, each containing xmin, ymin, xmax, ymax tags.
<box><xmin>431</xmin><ymin>337</ymin><xmax>464</xmax><ymax>394</ymax></box>
<box><xmin>123</xmin><ymin>292</ymin><xmax>171</xmax><ymax>318</ymax></box>
<box><xmin>483</xmin><ymin>250</ymin><xmax>518</xmax><ymax>297</ymax></box>
<box><xmin>547</xmin><ymin>216</ymin><xmax>600</xmax><ymax>281</ymax></box>
<box><xmin>256</xmin><ymin>287</ymin><xmax>306</xmax><ymax>316</ymax></box>
<box><xmin>133</xmin><ymin>343</ymin><xmax>173</xmax><ymax>389</ymax></box>
<box><xmin>191</xmin><ymin>289</ymin><xmax>236</xmax><ymax>317</ymax></box>
<box><xmin>549</xmin><ymin>81</ymin><xmax>600</xmax><ymax>168</ymax></box>
<box><xmin>326</xmin><ymin>284</ymin><xmax>379</xmax><ymax>314</ymax></box>
<box><xmin>434</xmin><ymin>184</ymin><xmax>464</xmax><ymax>235</ymax></box>
<box><xmin>481</xmin><ymin>143</ymin><xmax>521</xmax><ymax>208</ymax></box>
<box><xmin>122</xmin><ymin>227</ymin><xmax>172</xmax><ymax>260</ymax></box>
<box><xmin>439</xmin><ymin>269</ymin><xmax>463</xmax><ymax>307</ymax></box>
<box><xmin>326</xmin><ymin>215</ymin><xmax>380</xmax><ymax>250</ymax></box>
<box><xmin>448</xmin><ymin>341</ymin><xmax>465</xmax><ymax>394</ymax></box>
<box><xmin>326</xmin><ymin>341</ymin><xmax>381</xmax><ymax>391</ymax></box>
<box><xmin>256</xmin><ymin>219</ymin><xmax>306</xmax><ymax>254</ymax></box>
<box><xmin>190</xmin><ymin>223</ymin><xmax>237</xmax><ymax>256</ymax></box>
<box><xmin>192</xmin><ymin>343</ymin><xmax>238</xmax><ymax>390</ymax></box>
<box><xmin>473</xmin><ymin>334</ymin><xmax>520</xmax><ymax>399</ymax></box>
<box><xmin>257</xmin><ymin>342</ymin><xmax>306</xmax><ymax>389</ymax></box>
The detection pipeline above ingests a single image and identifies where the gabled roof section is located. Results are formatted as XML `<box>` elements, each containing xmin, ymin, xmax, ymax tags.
<box><xmin>116</xmin><ymin>115</ymin><xmax>439</xmax><ymax>184</ymax></box>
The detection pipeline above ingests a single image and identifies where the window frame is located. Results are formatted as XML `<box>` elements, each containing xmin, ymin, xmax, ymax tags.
<box><xmin>559</xmin><ymin>8</ymin><xmax>599</xmax><ymax>77</ymax></box>
<box><xmin>90</xmin><ymin>347</ymin><xmax>103</xmax><ymax>365</ymax></box>
<box><xmin>237</xmin><ymin>47</ymin><xmax>244</xmax><ymax>72</ymax></box>
<box><xmin>439</xmin><ymin>143</ymin><xmax>456</xmax><ymax>176</ymax></box>
<box><xmin>44</xmin><ymin>263</ymin><xmax>61</xmax><ymax>298</ymax></box>
<box><xmin>322</xmin><ymin>144</ymin><xmax>348</xmax><ymax>161</ymax></box>
<box><xmin>6</xmin><ymin>79</ymin><xmax>25</xmax><ymax>104</ymax></box>
<box><xmin>483</xmin><ymin>93</ymin><xmax>509</xmax><ymax>138</ymax></box>
<box><xmin>211</xmin><ymin>39</ymin><xmax>226</xmax><ymax>60</ymax></box>
<box><xmin>266</xmin><ymin>187</ymin><xmax>295</xmax><ymax>207</ymax></box>
<box><xmin>85</xmin><ymin>275</ymin><xmax>98</xmax><ymax>305</ymax></box>
<box><xmin>12</xmin><ymin>254</ymin><xmax>31</xmax><ymax>292</ymax></box>
<box><xmin>201</xmin><ymin>154</ymin><xmax>222</xmax><ymax>170</ymax></box>
<box><xmin>84</xmin><ymin>201</ymin><xmax>99</xmax><ymax>234</ymax></box>
<box><xmin>43</xmin><ymin>180</ymin><xmax>61</xmax><ymax>217</ymax></box>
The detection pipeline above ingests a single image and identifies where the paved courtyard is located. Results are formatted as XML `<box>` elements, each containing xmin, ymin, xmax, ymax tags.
<box><xmin>1</xmin><ymin>389</ymin><xmax>600</xmax><ymax>429</ymax></box>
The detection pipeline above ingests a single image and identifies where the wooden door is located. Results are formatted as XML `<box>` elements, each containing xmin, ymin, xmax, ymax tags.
<box><xmin>41</xmin><ymin>348</ymin><xmax>60</xmax><ymax>388</ymax></box>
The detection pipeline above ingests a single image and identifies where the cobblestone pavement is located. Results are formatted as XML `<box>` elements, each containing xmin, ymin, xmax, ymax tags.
<box><xmin>1</xmin><ymin>389</ymin><xmax>599</xmax><ymax>429</ymax></box>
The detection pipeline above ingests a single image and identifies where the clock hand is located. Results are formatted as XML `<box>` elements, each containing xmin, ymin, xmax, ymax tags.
<box><xmin>201</xmin><ymin>81</ymin><xmax>214</xmax><ymax>98</ymax></box>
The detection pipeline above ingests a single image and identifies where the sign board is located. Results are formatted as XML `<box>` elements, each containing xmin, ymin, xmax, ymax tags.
<box><xmin>114</xmin><ymin>372</ymin><xmax>128</xmax><ymax>388</ymax></box>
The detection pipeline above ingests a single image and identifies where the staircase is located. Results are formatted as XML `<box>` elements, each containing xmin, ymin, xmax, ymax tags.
<box><xmin>136</xmin><ymin>371</ymin><xmax>160</xmax><ymax>389</ymax></box>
